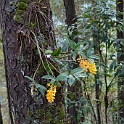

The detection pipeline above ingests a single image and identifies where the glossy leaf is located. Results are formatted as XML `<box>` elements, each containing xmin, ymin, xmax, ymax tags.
<box><xmin>42</xmin><ymin>75</ymin><xmax>55</xmax><ymax>80</ymax></box>
<box><xmin>35</xmin><ymin>83</ymin><xmax>47</xmax><ymax>96</ymax></box>
<box><xmin>56</xmin><ymin>72</ymin><xmax>68</xmax><ymax>81</ymax></box>
<box><xmin>67</xmin><ymin>75</ymin><xmax>75</xmax><ymax>86</ymax></box>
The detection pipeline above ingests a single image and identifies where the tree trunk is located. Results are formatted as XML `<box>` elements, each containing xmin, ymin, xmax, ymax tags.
<box><xmin>117</xmin><ymin>0</ymin><xmax>124</xmax><ymax>123</ymax></box>
<box><xmin>63</xmin><ymin>0</ymin><xmax>77</xmax><ymax>27</ymax></box>
<box><xmin>92</xmin><ymin>1</ymin><xmax>101</xmax><ymax>123</ymax></box>
<box><xmin>63</xmin><ymin>0</ymin><xmax>84</xmax><ymax>123</ymax></box>
<box><xmin>0</xmin><ymin>0</ymin><xmax>64</xmax><ymax>123</ymax></box>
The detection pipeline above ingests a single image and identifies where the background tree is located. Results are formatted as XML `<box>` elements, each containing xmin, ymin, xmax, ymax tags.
<box><xmin>116</xmin><ymin>0</ymin><xmax>124</xmax><ymax>123</ymax></box>
<box><xmin>63</xmin><ymin>0</ymin><xmax>84</xmax><ymax>123</ymax></box>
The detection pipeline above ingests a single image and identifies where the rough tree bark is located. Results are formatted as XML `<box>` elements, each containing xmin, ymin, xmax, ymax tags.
<box><xmin>63</xmin><ymin>0</ymin><xmax>77</xmax><ymax>27</ymax></box>
<box><xmin>0</xmin><ymin>0</ymin><xmax>64</xmax><ymax>123</ymax></box>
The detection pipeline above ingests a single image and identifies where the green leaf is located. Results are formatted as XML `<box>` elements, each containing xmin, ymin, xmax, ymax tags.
<box><xmin>45</xmin><ymin>50</ymin><xmax>53</xmax><ymax>54</ymax></box>
<box><xmin>35</xmin><ymin>83</ymin><xmax>46</xmax><ymax>96</ymax></box>
<box><xmin>42</xmin><ymin>75</ymin><xmax>55</xmax><ymax>80</ymax></box>
<box><xmin>28</xmin><ymin>110</ymin><xmax>34</xmax><ymax>117</ymax></box>
<box><xmin>97</xmin><ymin>79</ymin><xmax>102</xmax><ymax>86</ymax></box>
<box><xmin>102</xmin><ymin>36</ymin><xmax>108</xmax><ymax>42</ymax></box>
<box><xmin>67</xmin><ymin>75</ymin><xmax>75</xmax><ymax>86</ymax></box>
<box><xmin>82</xmin><ymin>99</ymin><xmax>88</xmax><ymax>104</ymax></box>
<box><xmin>70</xmin><ymin>68</ymin><xmax>87</xmax><ymax>79</ymax></box>
<box><xmin>66</xmin><ymin>98</ymin><xmax>75</xmax><ymax>104</ymax></box>
<box><xmin>109</xmin><ymin>60</ymin><xmax>116</xmax><ymax>71</ymax></box>
<box><xmin>87</xmin><ymin>48</ymin><xmax>94</xmax><ymax>57</ymax></box>
<box><xmin>80</xmin><ymin>52</ymin><xmax>87</xmax><ymax>59</ymax></box>
<box><xmin>42</xmin><ymin>62</ymin><xmax>55</xmax><ymax>74</ymax></box>
<box><xmin>67</xmin><ymin>39</ymin><xmax>76</xmax><ymax>49</ymax></box>
<box><xmin>72</xmin><ymin>51</ymin><xmax>77</xmax><ymax>60</ymax></box>
<box><xmin>54</xmin><ymin>81</ymin><xmax>61</xmax><ymax>87</ymax></box>
<box><xmin>69</xmin><ymin>93</ymin><xmax>75</xmax><ymax>99</ymax></box>
<box><xmin>25</xmin><ymin>76</ymin><xmax>46</xmax><ymax>96</ymax></box>
<box><xmin>77</xmin><ymin>113</ymin><xmax>82</xmax><ymax>121</ymax></box>
<box><xmin>70</xmin><ymin>68</ymin><xmax>83</xmax><ymax>74</ymax></box>
<box><xmin>74</xmin><ymin>72</ymin><xmax>87</xmax><ymax>78</ymax></box>
<box><xmin>50</xmin><ymin>79</ymin><xmax>56</xmax><ymax>84</ymax></box>
<box><xmin>30</xmin><ymin>22</ymin><xmax>36</xmax><ymax>28</ymax></box>
<box><xmin>25</xmin><ymin>76</ymin><xmax>36</xmax><ymax>83</ymax></box>
<box><xmin>117</xmin><ymin>52</ymin><xmax>122</xmax><ymax>58</ymax></box>
<box><xmin>89</xmin><ymin>55</ymin><xmax>99</xmax><ymax>60</ymax></box>
<box><xmin>52</xmin><ymin>47</ymin><xmax>61</xmax><ymax>56</ymax></box>
<box><xmin>56</xmin><ymin>72</ymin><xmax>68</xmax><ymax>81</ymax></box>
<box><xmin>120</xmin><ymin>66</ymin><xmax>124</xmax><ymax>75</ymax></box>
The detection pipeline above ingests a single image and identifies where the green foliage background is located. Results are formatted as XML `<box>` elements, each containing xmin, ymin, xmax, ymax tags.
<box><xmin>0</xmin><ymin>0</ymin><xmax>124</xmax><ymax>124</ymax></box>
